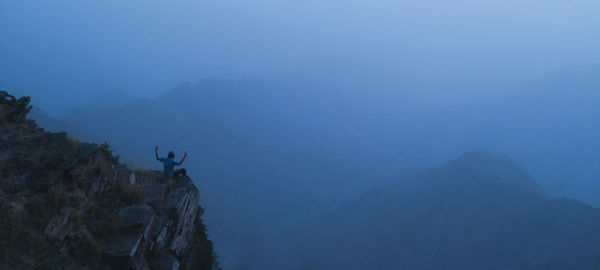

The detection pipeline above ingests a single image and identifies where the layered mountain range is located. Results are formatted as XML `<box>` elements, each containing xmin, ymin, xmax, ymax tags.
<box><xmin>272</xmin><ymin>151</ymin><xmax>600</xmax><ymax>270</ymax></box>
<box><xmin>20</xmin><ymin>63</ymin><xmax>600</xmax><ymax>269</ymax></box>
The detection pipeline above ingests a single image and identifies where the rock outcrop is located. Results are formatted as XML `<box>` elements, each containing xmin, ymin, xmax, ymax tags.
<box><xmin>0</xmin><ymin>91</ymin><xmax>219</xmax><ymax>269</ymax></box>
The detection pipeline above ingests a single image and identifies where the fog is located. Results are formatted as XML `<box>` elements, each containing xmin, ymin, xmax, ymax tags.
<box><xmin>3</xmin><ymin>1</ymin><xmax>600</xmax><ymax>269</ymax></box>
<box><xmin>3</xmin><ymin>0</ymin><xmax>600</xmax><ymax>114</ymax></box>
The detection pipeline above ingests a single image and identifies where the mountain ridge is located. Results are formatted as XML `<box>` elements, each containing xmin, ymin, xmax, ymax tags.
<box><xmin>270</xmin><ymin>150</ymin><xmax>600</xmax><ymax>270</ymax></box>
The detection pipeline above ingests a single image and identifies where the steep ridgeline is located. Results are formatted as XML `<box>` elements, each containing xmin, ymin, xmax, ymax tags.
<box><xmin>0</xmin><ymin>91</ymin><xmax>219</xmax><ymax>270</ymax></box>
<box><xmin>274</xmin><ymin>151</ymin><xmax>600</xmax><ymax>270</ymax></box>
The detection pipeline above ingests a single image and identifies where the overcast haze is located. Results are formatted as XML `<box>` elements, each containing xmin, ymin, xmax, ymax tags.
<box><xmin>3</xmin><ymin>1</ymin><xmax>600</xmax><ymax>269</ymax></box>
<box><xmin>2</xmin><ymin>0</ymin><xmax>600</xmax><ymax>115</ymax></box>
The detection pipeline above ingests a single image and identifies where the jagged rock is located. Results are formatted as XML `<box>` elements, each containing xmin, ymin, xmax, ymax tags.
<box><xmin>0</xmin><ymin>90</ymin><xmax>32</xmax><ymax>123</ymax></box>
<box><xmin>0</xmin><ymin>91</ymin><xmax>219</xmax><ymax>270</ymax></box>
<box><xmin>118</xmin><ymin>204</ymin><xmax>155</xmax><ymax>233</ymax></box>
<box><xmin>45</xmin><ymin>206</ymin><xmax>76</xmax><ymax>241</ymax></box>
<box><xmin>104</xmin><ymin>234</ymin><xmax>143</xmax><ymax>267</ymax></box>
<box><xmin>99</xmin><ymin>175</ymin><xmax>217</xmax><ymax>270</ymax></box>
<box><xmin>141</xmin><ymin>183</ymin><xmax>167</xmax><ymax>206</ymax></box>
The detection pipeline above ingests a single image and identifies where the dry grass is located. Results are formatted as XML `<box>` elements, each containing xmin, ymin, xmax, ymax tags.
<box><xmin>116</xmin><ymin>179</ymin><xmax>142</xmax><ymax>205</ymax></box>
<box><xmin>0</xmin><ymin>208</ymin><xmax>79</xmax><ymax>270</ymax></box>
<box><xmin>98</xmin><ymin>143</ymin><xmax>120</xmax><ymax>165</ymax></box>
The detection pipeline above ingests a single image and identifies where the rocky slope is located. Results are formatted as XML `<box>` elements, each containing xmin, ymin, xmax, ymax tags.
<box><xmin>0</xmin><ymin>91</ymin><xmax>219</xmax><ymax>270</ymax></box>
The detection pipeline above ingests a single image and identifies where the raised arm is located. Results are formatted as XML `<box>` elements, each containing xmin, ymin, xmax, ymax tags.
<box><xmin>155</xmin><ymin>145</ymin><xmax>160</xmax><ymax>160</ymax></box>
<box><xmin>179</xmin><ymin>152</ymin><xmax>188</xmax><ymax>165</ymax></box>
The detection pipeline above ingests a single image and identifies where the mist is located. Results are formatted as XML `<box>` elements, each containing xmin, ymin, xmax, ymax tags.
<box><xmin>3</xmin><ymin>0</ymin><xmax>600</xmax><ymax>114</ymax></box>
<box><xmin>2</xmin><ymin>1</ymin><xmax>600</xmax><ymax>269</ymax></box>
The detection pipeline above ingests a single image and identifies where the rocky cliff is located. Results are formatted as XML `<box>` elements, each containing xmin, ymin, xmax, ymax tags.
<box><xmin>0</xmin><ymin>91</ymin><xmax>219</xmax><ymax>270</ymax></box>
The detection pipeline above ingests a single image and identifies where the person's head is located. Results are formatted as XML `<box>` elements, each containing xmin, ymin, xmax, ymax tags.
<box><xmin>168</xmin><ymin>151</ymin><xmax>175</xmax><ymax>159</ymax></box>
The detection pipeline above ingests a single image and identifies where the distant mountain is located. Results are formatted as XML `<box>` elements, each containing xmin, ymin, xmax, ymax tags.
<box><xmin>63</xmin><ymin>79</ymin><xmax>393</xmax><ymax>210</ymax></box>
<box><xmin>28</xmin><ymin>106</ymin><xmax>92</xmax><ymax>142</ymax></box>
<box><xmin>482</xmin><ymin>63</ymin><xmax>600</xmax><ymax>205</ymax></box>
<box><xmin>57</xmin><ymin>65</ymin><xmax>600</xmax><ymax>268</ymax></box>
<box><xmin>28</xmin><ymin>107</ymin><xmax>69</xmax><ymax>133</ymax></box>
<box><xmin>61</xmin><ymin>78</ymin><xmax>404</xmax><ymax>269</ymax></box>
<box><xmin>528</xmin><ymin>64</ymin><xmax>600</xmax><ymax>199</ymax></box>
<box><xmin>273</xmin><ymin>151</ymin><xmax>600</xmax><ymax>270</ymax></box>
<box><xmin>77</xmin><ymin>89</ymin><xmax>136</xmax><ymax>111</ymax></box>
<box><xmin>395</xmin><ymin>62</ymin><xmax>600</xmax><ymax>206</ymax></box>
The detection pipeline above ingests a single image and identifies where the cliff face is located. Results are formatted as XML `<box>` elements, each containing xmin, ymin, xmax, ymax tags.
<box><xmin>0</xmin><ymin>91</ymin><xmax>219</xmax><ymax>270</ymax></box>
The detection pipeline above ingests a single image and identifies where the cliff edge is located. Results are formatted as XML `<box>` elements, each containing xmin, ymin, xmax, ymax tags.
<box><xmin>0</xmin><ymin>91</ymin><xmax>219</xmax><ymax>270</ymax></box>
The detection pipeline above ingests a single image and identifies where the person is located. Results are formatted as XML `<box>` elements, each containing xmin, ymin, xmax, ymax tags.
<box><xmin>155</xmin><ymin>145</ymin><xmax>187</xmax><ymax>178</ymax></box>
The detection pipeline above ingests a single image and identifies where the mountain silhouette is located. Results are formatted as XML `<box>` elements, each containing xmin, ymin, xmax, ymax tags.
<box><xmin>275</xmin><ymin>151</ymin><xmax>600</xmax><ymax>270</ymax></box>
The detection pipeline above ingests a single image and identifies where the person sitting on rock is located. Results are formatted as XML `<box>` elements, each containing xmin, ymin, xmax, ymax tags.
<box><xmin>155</xmin><ymin>145</ymin><xmax>187</xmax><ymax>178</ymax></box>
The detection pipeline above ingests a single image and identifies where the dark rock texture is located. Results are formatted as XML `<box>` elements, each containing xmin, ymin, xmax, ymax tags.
<box><xmin>0</xmin><ymin>91</ymin><xmax>220</xmax><ymax>270</ymax></box>
<box><xmin>0</xmin><ymin>91</ymin><xmax>32</xmax><ymax>124</ymax></box>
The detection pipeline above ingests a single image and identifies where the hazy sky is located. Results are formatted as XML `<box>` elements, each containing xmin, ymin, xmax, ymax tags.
<box><xmin>3</xmin><ymin>3</ymin><xmax>600</xmax><ymax>268</ymax></box>
<box><xmin>1</xmin><ymin>0</ymin><xmax>599</xmax><ymax>115</ymax></box>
